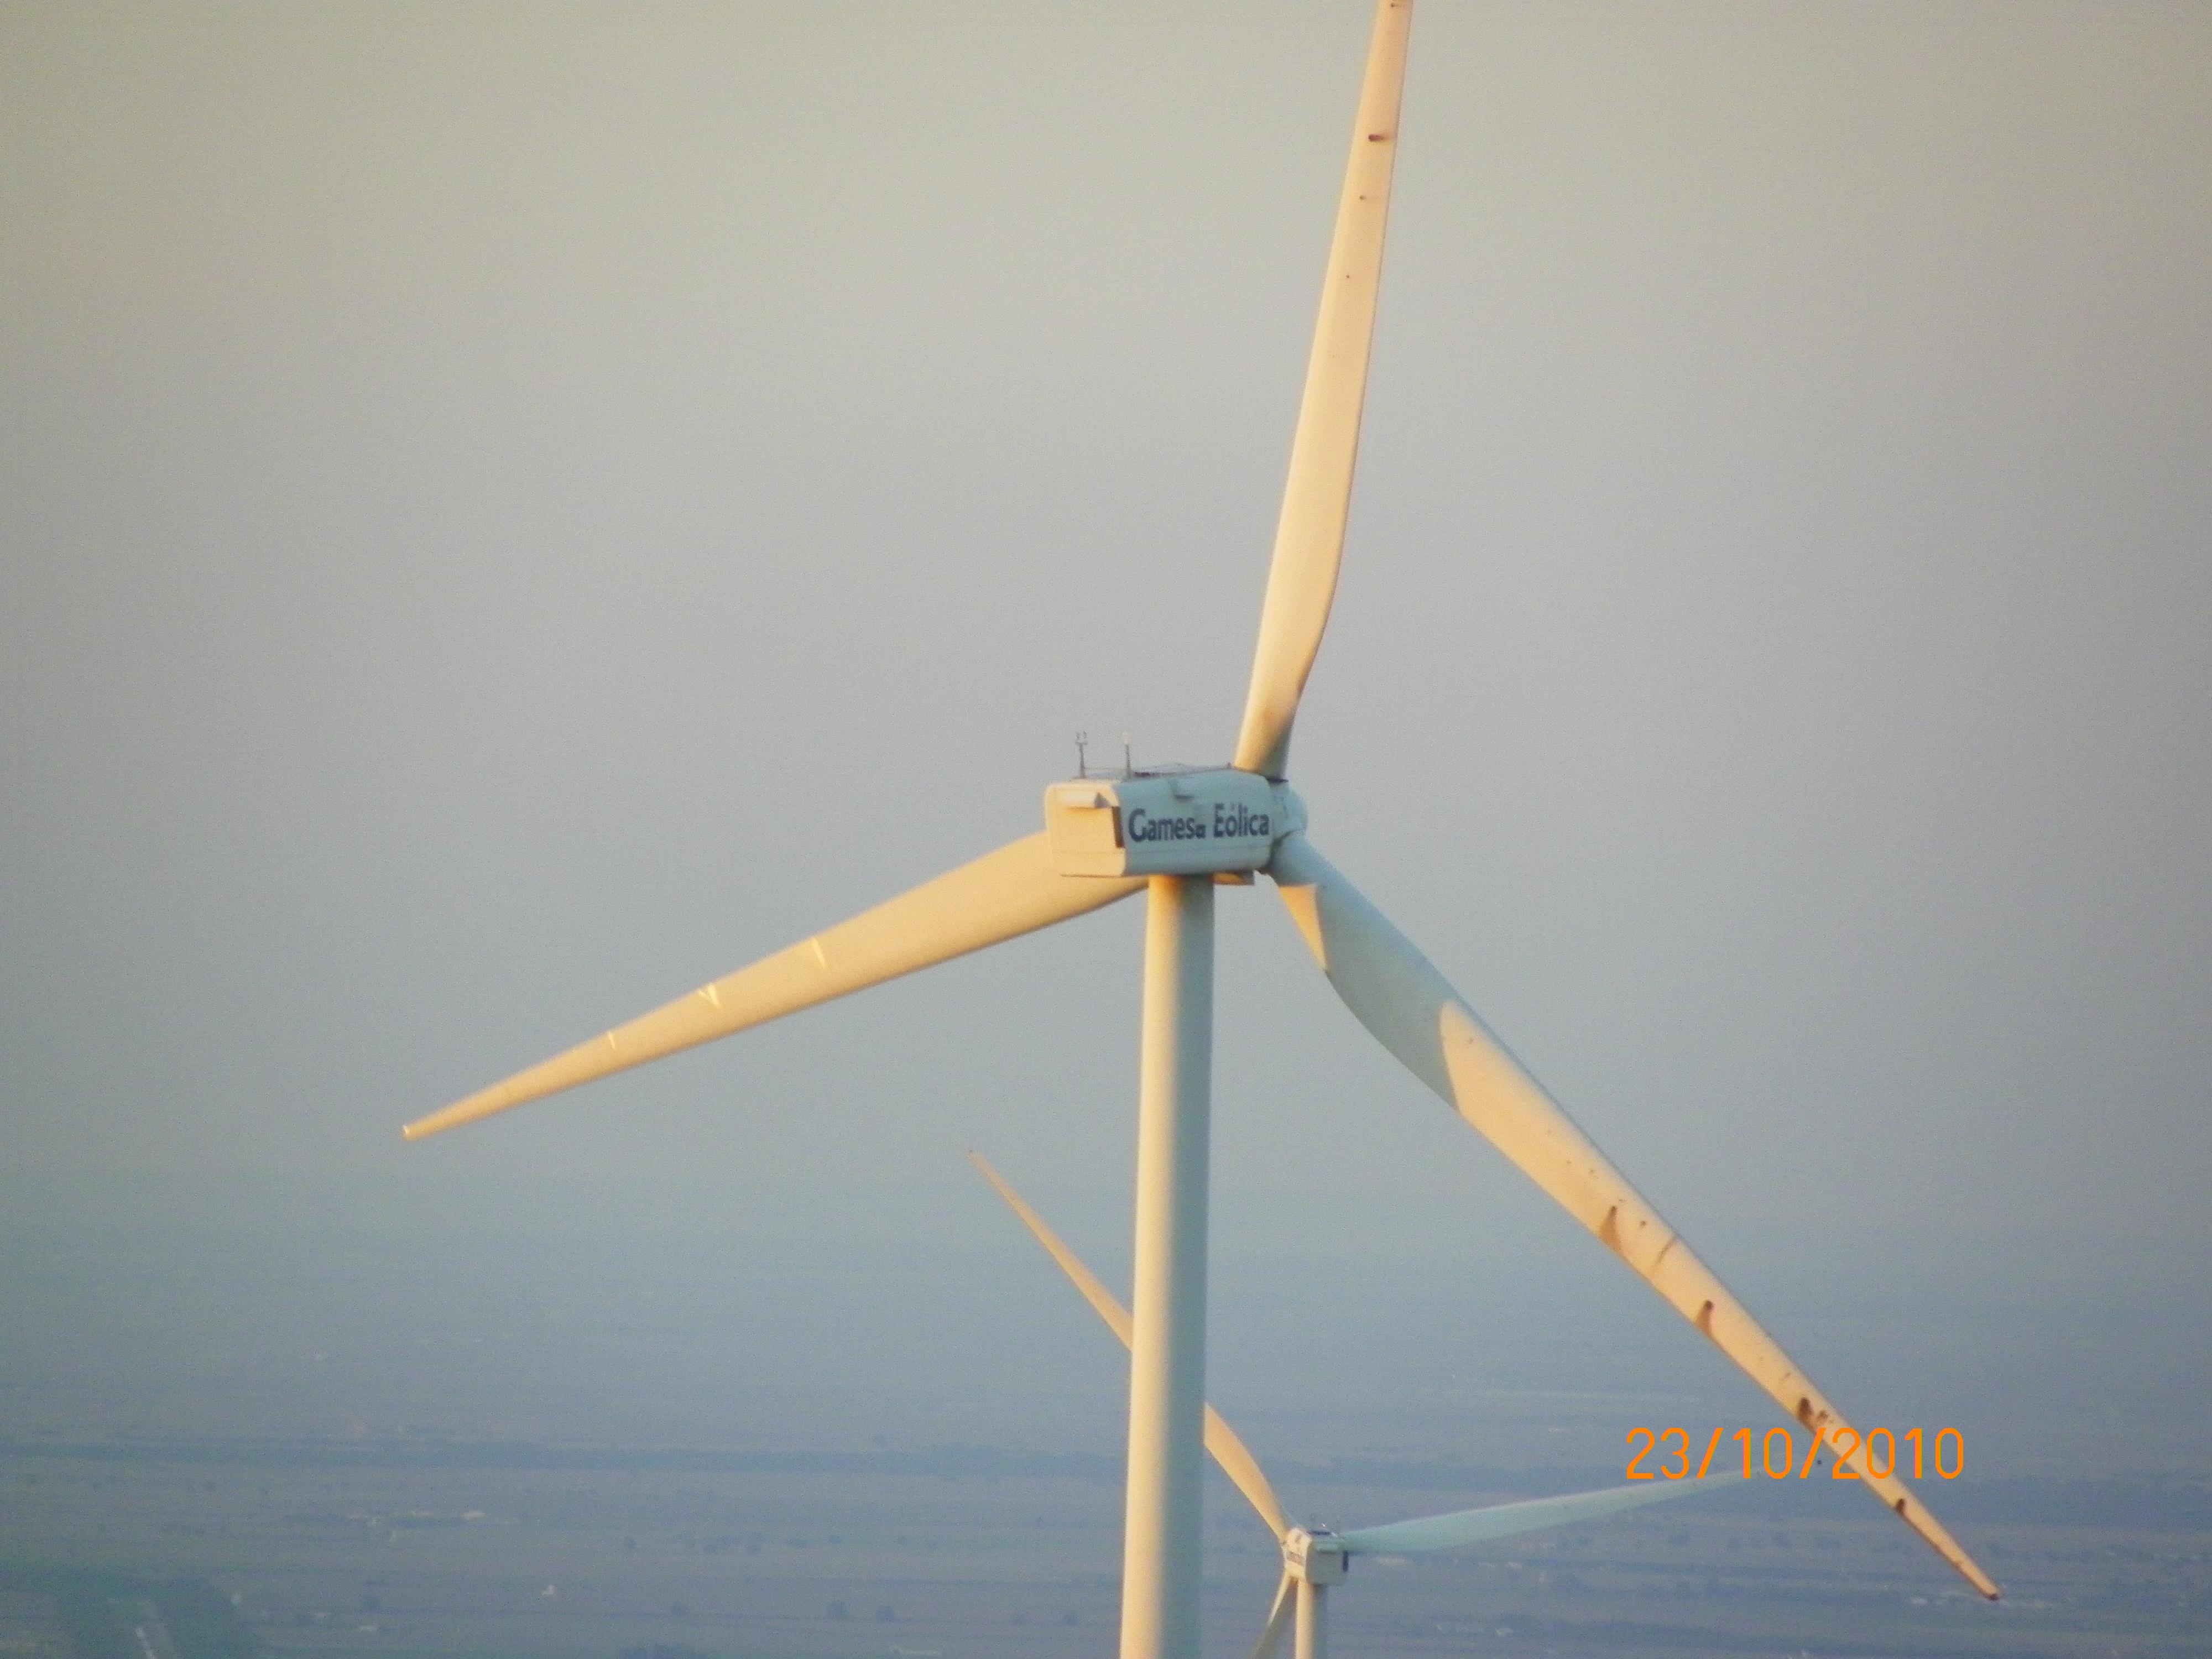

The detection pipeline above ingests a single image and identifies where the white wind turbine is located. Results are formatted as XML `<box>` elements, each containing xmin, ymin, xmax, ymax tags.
<box><xmin>401</xmin><ymin>2</ymin><xmax>1999</xmax><ymax>1651</ymax></box>
<box><xmin>971</xmin><ymin>1152</ymin><xmax>1739</xmax><ymax>1659</ymax></box>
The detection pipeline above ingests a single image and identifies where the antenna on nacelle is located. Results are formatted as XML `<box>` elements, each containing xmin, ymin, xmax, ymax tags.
<box><xmin>1074</xmin><ymin>732</ymin><xmax>1090</xmax><ymax>778</ymax></box>
<box><xmin>1121</xmin><ymin>731</ymin><xmax>1134</xmax><ymax>776</ymax></box>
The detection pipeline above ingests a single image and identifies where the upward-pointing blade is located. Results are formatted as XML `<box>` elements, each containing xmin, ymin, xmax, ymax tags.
<box><xmin>969</xmin><ymin>1152</ymin><xmax>1292</xmax><ymax>1543</ymax></box>
<box><xmin>1266</xmin><ymin>834</ymin><xmax>2001</xmax><ymax>1601</ymax></box>
<box><xmin>1231</xmin><ymin>0</ymin><xmax>1412</xmax><ymax>781</ymax></box>
<box><xmin>403</xmin><ymin>836</ymin><xmax>1142</xmax><ymax>1140</ymax></box>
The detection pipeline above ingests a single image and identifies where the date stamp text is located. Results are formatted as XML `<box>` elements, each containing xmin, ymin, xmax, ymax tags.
<box><xmin>1625</xmin><ymin>1425</ymin><xmax>1964</xmax><ymax>1481</ymax></box>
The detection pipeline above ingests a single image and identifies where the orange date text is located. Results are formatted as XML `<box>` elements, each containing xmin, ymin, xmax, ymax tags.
<box><xmin>1624</xmin><ymin>1425</ymin><xmax>1964</xmax><ymax>1481</ymax></box>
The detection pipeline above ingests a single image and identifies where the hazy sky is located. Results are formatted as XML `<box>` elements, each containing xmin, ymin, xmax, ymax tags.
<box><xmin>5</xmin><ymin>2</ymin><xmax>2209</xmax><ymax>1472</ymax></box>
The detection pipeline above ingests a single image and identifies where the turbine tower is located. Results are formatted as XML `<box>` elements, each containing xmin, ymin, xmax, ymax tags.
<box><xmin>971</xmin><ymin>1151</ymin><xmax>1738</xmax><ymax>1659</ymax></box>
<box><xmin>401</xmin><ymin>3</ymin><xmax>1999</xmax><ymax>1652</ymax></box>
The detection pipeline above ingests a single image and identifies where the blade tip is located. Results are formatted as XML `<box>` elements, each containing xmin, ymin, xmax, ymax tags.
<box><xmin>401</xmin><ymin>1105</ymin><xmax>466</xmax><ymax>1141</ymax></box>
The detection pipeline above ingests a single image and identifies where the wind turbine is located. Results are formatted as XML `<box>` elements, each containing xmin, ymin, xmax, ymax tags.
<box><xmin>971</xmin><ymin>1151</ymin><xmax>1738</xmax><ymax>1659</ymax></box>
<box><xmin>400</xmin><ymin>1</ymin><xmax>2000</xmax><ymax>1652</ymax></box>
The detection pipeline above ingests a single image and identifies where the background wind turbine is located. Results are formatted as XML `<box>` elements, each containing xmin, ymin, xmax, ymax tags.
<box><xmin>401</xmin><ymin>0</ymin><xmax>1997</xmax><ymax>1648</ymax></box>
<box><xmin>972</xmin><ymin>1151</ymin><xmax>1736</xmax><ymax>1659</ymax></box>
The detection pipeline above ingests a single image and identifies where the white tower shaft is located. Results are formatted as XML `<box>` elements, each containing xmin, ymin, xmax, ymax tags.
<box><xmin>1119</xmin><ymin>875</ymin><xmax>1215</xmax><ymax>1659</ymax></box>
<box><xmin>1294</xmin><ymin>1580</ymin><xmax>1328</xmax><ymax>1659</ymax></box>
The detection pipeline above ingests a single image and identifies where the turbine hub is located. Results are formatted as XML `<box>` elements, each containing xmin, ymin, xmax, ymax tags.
<box><xmin>1042</xmin><ymin>769</ymin><xmax>1306</xmax><ymax>878</ymax></box>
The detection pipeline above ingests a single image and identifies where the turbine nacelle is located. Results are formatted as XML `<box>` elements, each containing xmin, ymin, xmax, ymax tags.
<box><xmin>1042</xmin><ymin>769</ymin><xmax>1307</xmax><ymax>879</ymax></box>
<box><xmin>1281</xmin><ymin>1527</ymin><xmax>1350</xmax><ymax>1586</ymax></box>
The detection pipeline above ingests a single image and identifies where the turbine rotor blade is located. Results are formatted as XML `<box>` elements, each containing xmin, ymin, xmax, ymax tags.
<box><xmin>1267</xmin><ymin>834</ymin><xmax>2001</xmax><ymax>1601</ymax></box>
<box><xmin>1337</xmin><ymin>1474</ymin><xmax>1739</xmax><ymax>1557</ymax></box>
<box><xmin>1232</xmin><ymin>0</ymin><xmax>1413</xmax><ymax>780</ymax></box>
<box><xmin>969</xmin><ymin>1152</ymin><xmax>1292</xmax><ymax>1542</ymax></box>
<box><xmin>1249</xmin><ymin>1571</ymin><xmax>1296</xmax><ymax>1659</ymax></box>
<box><xmin>404</xmin><ymin>836</ymin><xmax>1142</xmax><ymax>1140</ymax></box>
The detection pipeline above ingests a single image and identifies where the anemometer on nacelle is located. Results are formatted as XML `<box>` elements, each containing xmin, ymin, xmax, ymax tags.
<box><xmin>1044</xmin><ymin>768</ymin><xmax>1306</xmax><ymax>879</ymax></box>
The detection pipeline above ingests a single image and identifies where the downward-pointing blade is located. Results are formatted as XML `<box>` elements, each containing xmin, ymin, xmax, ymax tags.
<box><xmin>1337</xmin><ymin>1474</ymin><xmax>1738</xmax><ymax>1557</ymax></box>
<box><xmin>1249</xmin><ymin>1571</ymin><xmax>1296</xmax><ymax>1659</ymax></box>
<box><xmin>1231</xmin><ymin>0</ymin><xmax>1412</xmax><ymax>781</ymax></box>
<box><xmin>969</xmin><ymin>1152</ymin><xmax>1292</xmax><ymax>1542</ymax></box>
<box><xmin>1267</xmin><ymin>834</ymin><xmax>2001</xmax><ymax>1601</ymax></box>
<box><xmin>404</xmin><ymin>836</ymin><xmax>1142</xmax><ymax>1140</ymax></box>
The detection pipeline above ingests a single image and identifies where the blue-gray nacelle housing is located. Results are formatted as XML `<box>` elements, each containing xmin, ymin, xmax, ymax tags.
<box><xmin>1043</xmin><ymin>769</ymin><xmax>1307</xmax><ymax>878</ymax></box>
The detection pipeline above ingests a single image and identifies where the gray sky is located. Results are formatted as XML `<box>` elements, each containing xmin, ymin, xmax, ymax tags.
<box><xmin>4</xmin><ymin>2</ymin><xmax>2209</xmax><ymax>1470</ymax></box>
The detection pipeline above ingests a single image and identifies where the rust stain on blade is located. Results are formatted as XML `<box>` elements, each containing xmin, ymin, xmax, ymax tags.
<box><xmin>1598</xmin><ymin>1205</ymin><xmax>1624</xmax><ymax>1255</ymax></box>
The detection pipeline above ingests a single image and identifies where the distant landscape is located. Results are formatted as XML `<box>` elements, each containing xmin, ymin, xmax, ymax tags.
<box><xmin>2</xmin><ymin>1434</ymin><xmax>2204</xmax><ymax>1658</ymax></box>
<box><xmin>2</xmin><ymin>1172</ymin><xmax>2204</xmax><ymax>1657</ymax></box>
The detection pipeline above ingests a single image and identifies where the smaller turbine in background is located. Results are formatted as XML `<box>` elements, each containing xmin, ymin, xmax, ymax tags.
<box><xmin>971</xmin><ymin>1152</ymin><xmax>1737</xmax><ymax>1659</ymax></box>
